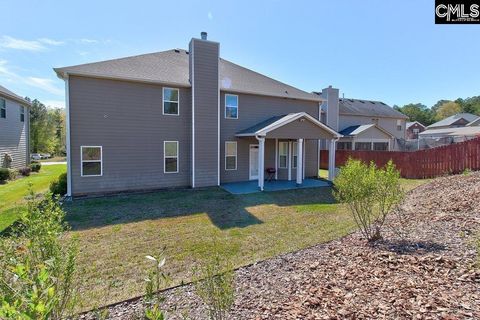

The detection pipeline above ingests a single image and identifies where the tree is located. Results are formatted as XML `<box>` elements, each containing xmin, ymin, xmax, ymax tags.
<box><xmin>394</xmin><ymin>103</ymin><xmax>435</xmax><ymax>126</ymax></box>
<box><xmin>435</xmin><ymin>101</ymin><xmax>462</xmax><ymax>121</ymax></box>
<box><xmin>29</xmin><ymin>99</ymin><xmax>66</xmax><ymax>155</ymax></box>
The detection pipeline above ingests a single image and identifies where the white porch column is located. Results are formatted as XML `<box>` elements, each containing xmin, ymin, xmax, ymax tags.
<box><xmin>328</xmin><ymin>139</ymin><xmax>337</xmax><ymax>181</ymax></box>
<box><xmin>296</xmin><ymin>138</ymin><xmax>303</xmax><ymax>185</ymax></box>
<box><xmin>258</xmin><ymin>136</ymin><xmax>265</xmax><ymax>191</ymax></box>
<box><xmin>274</xmin><ymin>138</ymin><xmax>278</xmax><ymax>180</ymax></box>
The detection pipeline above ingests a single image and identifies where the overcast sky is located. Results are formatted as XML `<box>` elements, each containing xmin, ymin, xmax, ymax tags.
<box><xmin>0</xmin><ymin>0</ymin><xmax>479</xmax><ymax>109</ymax></box>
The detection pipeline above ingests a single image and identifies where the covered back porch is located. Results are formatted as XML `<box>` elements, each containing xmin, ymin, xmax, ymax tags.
<box><xmin>234</xmin><ymin>112</ymin><xmax>342</xmax><ymax>191</ymax></box>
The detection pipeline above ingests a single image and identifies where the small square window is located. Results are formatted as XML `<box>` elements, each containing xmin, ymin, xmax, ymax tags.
<box><xmin>164</xmin><ymin>141</ymin><xmax>178</xmax><ymax>173</ymax></box>
<box><xmin>225</xmin><ymin>94</ymin><xmax>238</xmax><ymax>119</ymax></box>
<box><xmin>163</xmin><ymin>88</ymin><xmax>179</xmax><ymax>115</ymax></box>
<box><xmin>81</xmin><ymin>146</ymin><xmax>102</xmax><ymax>176</ymax></box>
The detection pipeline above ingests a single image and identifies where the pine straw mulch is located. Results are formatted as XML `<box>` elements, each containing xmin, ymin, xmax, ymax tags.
<box><xmin>83</xmin><ymin>172</ymin><xmax>480</xmax><ymax>319</ymax></box>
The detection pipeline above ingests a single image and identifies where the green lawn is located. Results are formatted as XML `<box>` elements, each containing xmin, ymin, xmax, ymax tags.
<box><xmin>64</xmin><ymin>177</ymin><xmax>428</xmax><ymax>311</ymax></box>
<box><xmin>0</xmin><ymin>164</ymin><xmax>66</xmax><ymax>231</ymax></box>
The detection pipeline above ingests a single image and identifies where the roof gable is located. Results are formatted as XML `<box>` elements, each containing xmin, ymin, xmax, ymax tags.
<box><xmin>54</xmin><ymin>49</ymin><xmax>321</xmax><ymax>102</ymax></box>
<box><xmin>427</xmin><ymin>113</ymin><xmax>479</xmax><ymax>128</ymax></box>
<box><xmin>0</xmin><ymin>85</ymin><xmax>31</xmax><ymax>106</ymax></box>
<box><xmin>339</xmin><ymin>124</ymin><xmax>394</xmax><ymax>139</ymax></box>
<box><xmin>338</xmin><ymin>98</ymin><xmax>407</xmax><ymax>119</ymax></box>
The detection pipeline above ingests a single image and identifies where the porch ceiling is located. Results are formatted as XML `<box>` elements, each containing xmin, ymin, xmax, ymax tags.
<box><xmin>236</xmin><ymin>112</ymin><xmax>341</xmax><ymax>139</ymax></box>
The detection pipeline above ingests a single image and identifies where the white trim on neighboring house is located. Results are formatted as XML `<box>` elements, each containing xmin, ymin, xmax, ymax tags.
<box><xmin>80</xmin><ymin>146</ymin><xmax>103</xmax><ymax>177</ymax></box>
<box><xmin>225</xmin><ymin>141</ymin><xmax>237</xmax><ymax>171</ymax></box>
<box><xmin>164</xmin><ymin>141</ymin><xmax>179</xmax><ymax>174</ymax></box>
<box><xmin>162</xmin><ymin>87</ymin><xmax>180</xmax><ymax>116</ymax></box>
<box><xmin>65</xmin><ymin>75</ymin><xmax>72</xmax><ymax>196</ymax></box>
<box><xmin>224</xmin><ymin>94</ymin><xmax>239</xmax><ymax>119</ymax></box>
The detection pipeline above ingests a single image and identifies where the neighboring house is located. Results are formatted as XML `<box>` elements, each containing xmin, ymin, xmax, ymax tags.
<box><xmin>314</xmin><ymin>88</ymin><xmax>408</xmax><ymax>151</ymax></box>
<box><xmin>466</xmin><ymin>117</ymin><xmax>480</xmax><ymax>127</ymax></box>
<box><xmin>0</xmin><ymin>85</ymin><xmax>31</xmax><ymax>169</ymax></box>
<box><xmin>419</xmin><ymin>126</ymin><xmax>480</xmax><ymax>139</ymax></box>
<box><xmin>426</xmin><ymin>113</ymin><xmax>479</xmax><ymax>130</ymax></box>
<box><xmin>406</xmin><ymin>121</ymin><xmax>426</xmax><ymax>139</ymax></box>
<box><xmin>54</xmin><ymin>33</ymin><xmax>341</xmax><ymax>197</ymax></box>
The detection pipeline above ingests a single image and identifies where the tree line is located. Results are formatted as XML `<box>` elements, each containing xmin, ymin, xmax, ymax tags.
<box><xmin>393</xmin><ymin>95</ymin><xmax>480</xmax><ymax>126</ymax></box>
<box><xmin>26</xmin><ymin>98</ymin><xmax>66</xmax><ymax>155</ymax></box>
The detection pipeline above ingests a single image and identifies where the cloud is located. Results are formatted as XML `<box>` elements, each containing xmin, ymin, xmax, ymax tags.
<box><xmin>0</xmin><ymin>60</ymin><xmax>64</xmax><ymax>96</ymax></box>
<box><xmin>78</xmin><ymin>38</ymin><xmax>99</xmax><ymax>44</ymax></box>
<box><xmin>208</xmin><ymin>12</ymin><xmax>213</xmax><ymax>20</ymax></box>
<box><xmin>0</xmin><ymin>36</ymin><xmax>64</xmax><ymax>51</ymax></box>
<box><xmin>43</xmin><ymin>99</ymin><xmax>65</xmax><ymax>109</ymax></box>
<box><xmin>25</xmin><ymin>77</ymin><xmax>64</xmax><ymax>96</ymax></box>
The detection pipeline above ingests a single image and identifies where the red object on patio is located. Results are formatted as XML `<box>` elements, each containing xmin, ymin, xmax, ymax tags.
<box><xmin>266</xmin><ymin>168</ymin><xmax>276</xmax><ymax>182</ymax></box>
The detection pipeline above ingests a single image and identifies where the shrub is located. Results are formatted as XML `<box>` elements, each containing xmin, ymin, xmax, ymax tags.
<box><xmin>0</xmin><ymin>189</ymin><xmax>78</xmax><ymax>319</ymax></box>
<box><xmin>8</xmin><ymin>168</ymin><xmax>18</xmax><ymax>180</ymax></box>
<box><xmin>144</xmin><ymin>251</ymin><xmax>168</xmax><ymax>320</ymax></box>
<box><xmin>334</xmin><ymin>159</ymin><xmax>404</xmax><ymax>242</ymax></box>
<box><xmin>0</xmin><ymin>167</ymin><xmax>9</xmax><ymax>182</ymax></box>
<box><xmin>19</xmin><ymin>166</ymin><xmax>31</xmax><ymax>176</ymax></box>
<box><xmin>50</xmin><ymin>173</ymin><xmax>67</xmax><ymax>196</ymax></box>
<box><xmin>193</xmin><ymin>245</ymin><xmax>235</xmax><ymax>320</ymax></box>
<box><xmin>30</xmin><ymin>162</ymin><xmax>42</xmax><ymax>173</ymax></box>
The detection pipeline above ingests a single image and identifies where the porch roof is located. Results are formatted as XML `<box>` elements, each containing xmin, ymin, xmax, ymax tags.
<box><xmin>236</xmin><ymin>112</ymin><xmax>341</xmax><ymax>139</ymax></box>
<box><xmin>338</xmin><ymin>124</ymin><xmax>394</xmax><ymax>139</ymax></box>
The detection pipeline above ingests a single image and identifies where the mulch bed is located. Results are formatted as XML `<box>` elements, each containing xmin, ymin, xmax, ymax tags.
<box><xmin>82</xmin><ymin>172</ymin><xmax>480</xmax><ymax>319</ymax></box>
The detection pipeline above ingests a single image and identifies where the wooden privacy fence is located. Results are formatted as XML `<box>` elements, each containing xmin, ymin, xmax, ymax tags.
<box><xmin>320</xmin><ymin>136</ymin><xmax>480</xmax><ymax>179</ymax></box>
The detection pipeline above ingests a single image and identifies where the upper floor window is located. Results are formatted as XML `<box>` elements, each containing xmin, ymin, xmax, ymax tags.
<box><xmin>225</xmin><ymin>94</ymin><xmax>238</xmax><ymax>119</ymax></box>
<box><xmin>278</xmin><ymin>142</ymin><xmax>288</xmax><ymax>168</ymax></box>
<box><xmin>225</xmin><ymin>141</ymin><xmax>237</xmax><ymax>170</ymax></box>
<box><xmin>163</xmin><ymin>88</ymin><xmax>179</xmax><ymax>115</ymax></box>
<box><xmin>164</xmin><ymin>141</ymin><xmax>179</xmax><ymax>173</ymax></box>
<box><xmin>0</xmin><ymin>98</ymin><xmax>5</xmax><ymax>118</ymax></box>
<box><xmin>396</xmin><ymin>119</ymin><xmax>402</xmax><ymax>131</ymax></box>
<box><xmin>20</xmin><ymin>106</ymin><xmax>25</xmax><ymax>122</ymax></box>
<box><xmin>81</xmin><ymin>146</ymin><xmax>102</xmax><ymax>177</ymax></box>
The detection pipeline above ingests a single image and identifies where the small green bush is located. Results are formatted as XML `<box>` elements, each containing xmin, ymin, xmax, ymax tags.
<box><xmin>0</xmin><ymin>188</ymin><xmax>78</xmax><ymax>319</ymax></box>
<box><xmin>334</xmin><ymin>158</ymin><xmax>404</xmax><ymax>242</ymax></box>
<box><xmin>30</xmin><ymin>162</ymin><xmax>42</xmax><ymax>173</ymax></box>
<box><xmin>8</xmin><ymin>169</ymin><xmax>18</xmax><ymax>180</ymax></box>
<box><xmin>19</xmin><ymin>167</ymin><xmax>31</xmax><ymax>176</ymax></box>
<box><xmin>0</xmin><ymin>167</ymin><xmax>9</xmax><ymax>182</ymax></box>
<box><xmin>50</xmin><ymin>172</ymin><xmax>67</xmax><ymax>196</ymax></box>
<box><xmin>193</xmin><ymin>244</ymin><xmax>235</xmax><ymax>320</ymax></box>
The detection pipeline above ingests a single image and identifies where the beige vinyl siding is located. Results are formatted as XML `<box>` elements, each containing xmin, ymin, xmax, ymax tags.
<box><xmin>190</xmin><ymin>39</ymin><xmax>219</xmax><ymax>187</ymax></box>
<box><xmin>0</xmin><ymin>97</ymin><xmax>29</xmax><ymax>169</ymax></box>
<box><xmin>339</xmin><ymin>114</ymin><xmax>405</xmax><ymax>139</ymax></box>
<box><xmin>69</xmin><ymin>76</ymin><xmax>191</xmax><ymax>196</ymax></box>
<box><xmin>220</xmin><ymin>92</ymin><xmax>320</xmax><ymax>183</ymax></box>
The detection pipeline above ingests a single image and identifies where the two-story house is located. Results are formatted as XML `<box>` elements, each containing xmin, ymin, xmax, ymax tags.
<box><xmin>0</xmin><ymin>85</ymin><xmax>31</xmax><ymax>169</ymax></box>
<box><xmin>55</xmin><ymin>33</ymin><xmax>342</xmax><ymax>197</ymax></box>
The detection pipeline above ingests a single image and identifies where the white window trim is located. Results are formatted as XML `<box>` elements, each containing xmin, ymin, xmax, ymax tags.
<box><xmin>225</xmin><ymin>141</ymin><xmax>237</xmax><ymax>171</ymax></box>
<box><xmin>80</xmin><ymin>146</ymin><xmax>103</xmax><ymax>177</ymax></box>
<box><xmin>292</xmin><ymin>142</ymin><xmax>298</xmax><ymax>169</ymax></box>
<box><xmin>164</xmin><ymin>141</ymin><xmax>179</xmax><ymax>173</ymax></box>
<box><xmin>278</xmin><ymin>141</ymin><xmax>288</xmax><ymax>169</ymax></box>
<box><xmin>162</xmin><ymin>87</ymin><xmax>180</xmax><ymax>116</ymax></box>
<box><xmin>225</xmin><ymin>94</ymin><xmax>239</xmax><ymax>119</ymax></box>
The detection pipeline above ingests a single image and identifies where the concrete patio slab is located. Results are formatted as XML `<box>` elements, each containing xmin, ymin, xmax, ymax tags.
<box><xmin>221</xmin><ymin>179</ymin><xmax>331</xmax><ymax>195</ymax></box>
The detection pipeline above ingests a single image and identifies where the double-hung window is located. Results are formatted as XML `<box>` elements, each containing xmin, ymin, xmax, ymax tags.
<box><xmin>225</xmin><ymin>141</ymin><xmax>237</xmax><ymax>170</ymax></box>
<box><xmin>81</xmin><ymin>146</ymin><xmax>102</xmax><ymax>177</ymax></box>
<box><xmin>396</xmin><ymin>119</ymin><xmax>402</xmax><ymax>131</ymax></box>
<box><xmin>279</xmin><ymin>142</ymin><xmax>288</xmax><ymax>168</ymax></box>
<box><xmin>20</xmin><ymin>106</ymin><xmax>25</xmax><ymax>122</ymax></box>
<box><xmin>225</xmin><ymin>94</ymin><xmax>238</xmax><ymax>119</ymax></box>
<box><xmin>164</xmin><ymin>141</ymin><xmax>179</xmax><ymax>173</ymax></box>
<box><xmin>292</xmin><ymin>142</ymin><xmax>298</xmax><ymax>168</ymax></box>
<box><xmin>0</xmin><ymin>98</ymin><xmax>5</xmax><ymax>118</ymax></box>
<box><xmin>163</xmin><ymin>88</ymin><xmax>179</xmax><ymax>115</ymax></box>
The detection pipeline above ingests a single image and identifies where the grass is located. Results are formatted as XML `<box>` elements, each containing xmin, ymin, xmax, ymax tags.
<box><xmin>0</xmin><ymin>164</ymin><xmax>66</xmax><ymax>231</ymax></box>
<box><xmin>39</xmin><ymin>156</ymin><xmax>66</xmax><ymax>162</ymax></box>
<box><xmin>64</xmin><ymin>177</ymin><xmax>428</xmax><ymax>311</ymax></box>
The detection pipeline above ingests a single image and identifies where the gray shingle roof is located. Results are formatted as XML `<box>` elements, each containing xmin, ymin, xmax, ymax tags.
<box><xmin>0</xmin><ymin>85</ymin><xmax>31</xmax><ymax>106</ymax></box>
<box><xmin>54</xmin><ymin>49</ymin><xmax>321</xmax><ymax>102</ymax></box>
<box><xmin>427</xmin><ymin>113</ymin><xmax>479</xmax><ymax>128</ymax></box>
<box><xmin>338</xmin><ymin>98</ymin><xmax>407</xmax><ymax>119</ymax></box>
<box><xmin>406</xmin><ymin>121</ymin><xmax>425</xmax><ymax>129</ymax></box>
<box><xmin>236</xmin><ymin>115</ymin><xmax>286</xmax><ymax>135</ymax></box>
<box><xmin>339</xmin><ymin>124</ymin><xmax>394</xmax><ymax>138</ymax></box>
